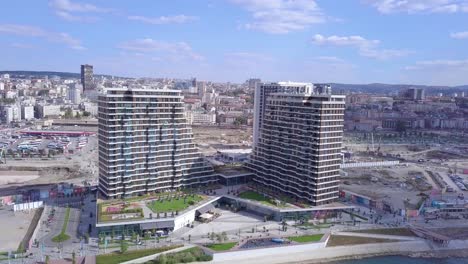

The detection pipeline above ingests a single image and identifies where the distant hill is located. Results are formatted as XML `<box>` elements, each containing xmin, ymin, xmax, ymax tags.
<box><xmin>0</xmin><ymin>71</ymin><xmax>467</xmax><ymax>95</ymax></box>
<box><xmin>0</xmin><ymin>70</ymin><xmax>127</xmax><ymax>79</ymax></box>
<box><xmin>331</xmin><ymin>83</ymin><xmax>468</xmax><ymax>95</ymax></box>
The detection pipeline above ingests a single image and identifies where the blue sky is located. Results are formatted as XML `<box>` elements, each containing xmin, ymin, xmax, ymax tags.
<box><xmin>1</xmin><ymin>0</ymin><xmax>468</xmax><ymax>85</ymax></box>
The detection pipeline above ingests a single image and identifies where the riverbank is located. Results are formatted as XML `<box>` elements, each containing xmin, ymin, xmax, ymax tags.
<box><xmin>293</xmin><ymin>241</ymin><xmax>468</xmax><ymax>264</ymax></box>
<box><xmin>198</xmin><ymin>239</ymin><xmax>468</xmax><ymax>264</ymax></box>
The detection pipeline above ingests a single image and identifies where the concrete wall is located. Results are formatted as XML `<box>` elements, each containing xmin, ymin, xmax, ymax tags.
<box><xmin>212</xmin><ymin>237</ymin><xmax>329</xmax><ymax>262</ymax></box>
<box><xmin>174</xmin><ymin>209</ymin><xmax>196</xmax><ymax>230</ymax></box>
<box><xmin>13</xmin><ymin>201</ymin><xmax>43</xmax><ymax>211</ymax></box>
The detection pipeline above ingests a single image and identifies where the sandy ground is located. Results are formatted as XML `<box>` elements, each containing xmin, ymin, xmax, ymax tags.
<box><xmin>0</xmin><ymin>135</ymin><xmax>99</xmax><ymax>188</ymax></box>
<box><xmin>0</xmin><ymin>171</ymin><xmax>39</xmax><ymax>185</ymax></box>
<box><xmin>0</xmin><ymin>208</ymin><xmax>35</xmax><ymax>252</ymax></box>
<box><xmin>192</xmin><ymin>126</ymin><xmax>252</xmax><ymax>156</ymax></box>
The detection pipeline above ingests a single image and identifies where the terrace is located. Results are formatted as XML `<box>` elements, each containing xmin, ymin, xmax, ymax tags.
<box><xmin>236</xmin><ymin>190</ymin><xmax>297</xmax><ymax>209</ymax></box>
<box><xmin>97</xmin><ymin>192</ymin><xmax>211</xmax><ymax>224</ymax></box>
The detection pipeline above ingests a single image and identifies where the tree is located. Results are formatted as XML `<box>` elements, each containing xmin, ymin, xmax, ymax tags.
<box><xmin>120</xmin><ymin>240</ymin><xmax>128</xmax><ymax>253</ymax></box>
<box><xmin>233</xmin><ymin>116</ymin><xmax>247</xmax><ymax>126</ymax></box>
<box><xmin>188</xmin><ymin>234</ymin><xmax>191</xmax><ymax>242</ymax></box>
<box><xmin>111</xmin><ymin>229</ymin><xmax>115</xmax><ymax>243</ymax></box>
<box><xmin>75</xmin><ymin>112</ymin><xmax>81</xmax><ymax>119</ymax></box>
<box><xmin>83</xmin><ymin>111</ymin><xmax>91</xmax><ymax>117</ymax></box>
<box><xmin>64</xmin><ymin>108</ymin><xmax>73</xmax><ymax>118</ymax></box>
<box><xmin>45</xmin><ymin>255</ymin><xmax>50</xmax><ymax>264</ymax></box>
<box><xmin>158</xmin><ymin>254</ymin><xmax>167</xmax><ymax>264</ymax></box>
<box><xmin>72</xmin><ymin>251</ymin><xmax>76</xmax><ymax>264</ymax></box>
<box><xmin>221</xmin><ymin>232</ymin><xmax>228</xmax><ymax>242</ymax></box>
<box><xmin>210</xmin><ymin>232</ymin><xmax>215</xmax><ymax>241</ymax></box>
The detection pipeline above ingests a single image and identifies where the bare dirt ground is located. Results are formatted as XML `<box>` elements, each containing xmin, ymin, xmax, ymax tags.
<box><xmin>192</xmin><ymin>126</ymin><xmax>252</xmax><ymax>155</ymax></box>
<box><xmin>0</xmin><ymin>208</ymin><xmax>35</xmax><ymax>252</ymax></box>
<box><xmin>0</xmin><ymin>134</ymin><xmax>98</xmax><ymax>189</ymax></box>
<box><xmin>0</xmin><ymin>171</ymin><xmax>40</xmax><ymax>185</ymax></box>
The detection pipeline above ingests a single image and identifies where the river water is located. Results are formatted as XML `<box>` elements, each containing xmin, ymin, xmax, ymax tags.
<box><xmin>330</xmin><ymin>256</ymin><xmax>468</xmax><ymax>264</ymax></box>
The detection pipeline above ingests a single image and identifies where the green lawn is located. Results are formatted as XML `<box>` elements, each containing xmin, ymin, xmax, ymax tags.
<box><xmin>96</xmin><ymin>245</ymin><xmax>182</xmax><ymax>264</ymax></box>
<box><xmin>327</xmin><ymin>235</ymin><xmax>399</xmax><ymax>247</ymax></box>
<box><xmin>150</xmin><ymin>247</ymin><xmax>212</xmax><ymax>263</ymax></box>
<box><xmin>52</xmin><ymin>207</ymin><xmax>71</xmax><ymax>243</ymax></box>
<box><xmin>238</xmin><ymin>191</ymin><xmax>278</xmax><ymax>206</ymax></box>
<box><xmin>351</xmin><ymin>228</ymin><xmax>416</xmax><ymax>237</ymax></box>
<box><xmin>147</xmin><ymin>195</ymin><xmax>203</xmax><ymax>213</ymax></box>
<box><xmin>288</xmin><ymin>234</ymin><xmax>324</xmax><ymax>243</ymax></box>
<box><xmin>205</xmin><ymin>242</ymin><xmax>237</xmax><ymax>251</ymax></box>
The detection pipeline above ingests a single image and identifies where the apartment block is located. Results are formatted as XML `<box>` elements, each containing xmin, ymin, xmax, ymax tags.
<box><xmin>248</xmin><ymin>82</ymin><xmax>345</xmax><ymax>206</ymax></box>
<box><xmin>97</xmin><ymin>88</ymin><xmax>217</xmax><ymax>199</ymax></box>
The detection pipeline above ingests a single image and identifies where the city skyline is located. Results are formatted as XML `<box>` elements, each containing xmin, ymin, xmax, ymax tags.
<box><xmin>1</xmin><ymin>0</ymin><xmax>468</xmax><ymax>85</ymax></box>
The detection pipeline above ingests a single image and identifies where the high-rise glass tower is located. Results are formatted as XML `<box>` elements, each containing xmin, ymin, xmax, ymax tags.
<box><xmin>98</xmin><ymin>88</ymin><xmax>217</xmax><ymax>199</ymax></box>
<box><xmin>81</xmin><ymin>64</ymin><xmax>94</xmax><ymax>92</ymax></box>
<box><xmin>247</xmin><ymin>82</ymin><xmax>345</xmax><ymax>206</ymax></box>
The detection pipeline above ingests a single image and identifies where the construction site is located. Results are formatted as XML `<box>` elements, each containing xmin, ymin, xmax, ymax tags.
<box><xmin>1</xmin><ymin>125</ymin><xmax>468</xmax><ymax>256</ymax></box>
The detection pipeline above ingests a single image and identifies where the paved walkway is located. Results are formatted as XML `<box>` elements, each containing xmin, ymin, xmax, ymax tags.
<box><xmin>333</xmin><ymin>231</ymin><xmax>421</xmax><ymax>241</ymax></box>
<box><xmin>201</xmin><ymin>240</ymin><xmax>432</xmax><ymax>264</ymax></box>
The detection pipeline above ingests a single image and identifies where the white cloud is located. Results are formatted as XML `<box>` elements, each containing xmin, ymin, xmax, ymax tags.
<box><xmin>53</xmin><ymin>33</ymin><xmax>86</xmax><ymax>50</ymax></box>
<box><xmin>0</xmin><ymin>24</ymin><xmax>85</xmax><ymax>50</ymax></box>
<box><xmin>225</xmin><ymin>52</ymin><xmax>274</xmax><ymax>62</ymax></box>
<box><xmin>10</xmin><ymin>43</ymin><xmax>34</xmax><ymax>49</ymax></box>
<box><xmin>367</xmin><ymin>0</ymin><xmax>468</xmax><ymax>14</ymax></box>
<box><xmin>49</xmin><ymin>0</ymin><xmax>111</xmax><ymax>22</ymax></box>
<box><xmin>406</xmin><ymin>59</ymin><xmax>468</xmax><ymax>70</ymax></box>
<box><xmin>312</xmin><ymin>34</ymin><xmax>410</xmax><ymax>60</ymax></box>
<box><xmin>403</xmin><ymin>59</ymin><xmax>468</xmax><ymax>85</ymax></box>
<box><xmin>118</xmin><ymin>38</ymin><xmax>203</xmax><ymax>61</ymax></box>
<box><xmin>311</xmin><ymin>56</ymin><xmax>357</xmax><ymax>69</ymax></box>
<box><xmin>128</xmin><ymin>15</ymin><xmax>198</xmax><ymax>25</ymax></box>
<box><xmin>312</xmin><ymin>34</ymin><xmax>379</xmax><ymax>48</ymax></box>
<box><xmin>360</xmin><ymin>48</ymin><xmax>411</xmax><ymax>60</ymax></box>
<box><xmin>450</xmin><ymin>31</ymin><xmax>468</xmax><ymax>39</ymax></box>
<box><xmin>231</xmin><ymin>0</ymin><xmax>326</xmax><ymax>34</ymax></box>
<box><xmin>0</xmin><ymin>24</ymin><xmax>46</xmax><ymax>37</ymax></box>
<box><xmin>315</xmin><ymin>56</ymin><xmax>347</xmax><ymax>63</ymax></box>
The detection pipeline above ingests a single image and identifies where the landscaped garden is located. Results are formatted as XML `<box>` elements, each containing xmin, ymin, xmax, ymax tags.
<box><xmin>98</xmin><ymin>202</ymin><xmax>144</xmax><ymax>222</ymax></box>
<box><xmin>326</xmin><ymin>235</ymin><xmax>399</xmax><ymax>247</ymax></box>
<box><xmin>238</xmin><ymin>190</ymin><xmax>284</xmax><ymax>207</ymax></box>
<box><xmin>147</xmin><ymin>194</ymin><xmax>204</xmax><ymax>213</ymax></box>
<box><xmin>288</xmin><ymin>234</ymin><xmax>323</xmax><ymax>243</ymax></box>
<box><xmin>52</xmin><ymin>207</ymin><xmax>71</xmax><ymax>243</ymax></box>
<box><xmin>350</xmin><ymin>228</ymin><xmax>416</xmax><ymax>237</ymax></box>
<box><xmin>96</xmin><ymin>245</ymin><xmax>182</xmax><ymax>264</ymax></box>
<box><xmin>148</xmin><ymin>247</ymin><xmax>212</xmax><ymax>263</ymax></box>
<box><xmin>205</xmin><ymin>242</ymin><xmax>237</xmax><ymax>251</ymax></box>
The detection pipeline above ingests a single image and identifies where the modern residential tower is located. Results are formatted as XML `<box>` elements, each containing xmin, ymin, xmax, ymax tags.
<box><xmin>248</xmin><ymin>82</ymin><xmax>345</xmax><ymax>206</ymax></box>
<box><xmin>98</xmin><ymin>88</ymin><xmax>217</xmax><ymax>199</ymax></box>
<box><xmin>80</xmin><ymin>64</ymin><xmax>94</xmax><ymax>92</ymax></box>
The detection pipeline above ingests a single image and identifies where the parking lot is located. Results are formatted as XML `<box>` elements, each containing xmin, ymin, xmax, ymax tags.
<box><xmin>0</xmin><ymin>134</ymin><xmax>89</xmax><ymax>157</ymax></box>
